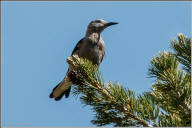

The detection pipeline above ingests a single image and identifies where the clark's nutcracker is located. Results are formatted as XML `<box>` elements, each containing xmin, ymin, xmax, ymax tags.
<box><xmin>50</xmin><ymin>19</ymin><xmax>118</xmax><ymax>101</ymax></box>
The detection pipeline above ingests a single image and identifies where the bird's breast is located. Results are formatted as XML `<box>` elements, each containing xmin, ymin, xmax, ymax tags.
<box><xmin>79</xmin><ymin>38</ymin><xmax>105</xmax><ymax>65</ymax></box>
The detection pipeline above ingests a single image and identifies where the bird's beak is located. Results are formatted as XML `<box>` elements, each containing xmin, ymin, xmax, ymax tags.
<box><xmin>105</xmin><ymin>22</ymin><xmax>118</xmax><ymax>27</ymax></box>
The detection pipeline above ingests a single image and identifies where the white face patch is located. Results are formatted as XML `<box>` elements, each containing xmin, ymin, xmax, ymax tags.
<box><xmin>90</xmin><ymin>19</ymin><xmax>107</xmax><ymax>27</ymax></box>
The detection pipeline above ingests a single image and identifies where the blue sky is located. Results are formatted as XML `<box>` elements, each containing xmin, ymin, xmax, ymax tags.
<box><xmin>1</xmin><ymin>1</ymin><xmax>191</xmax><ymax>127</ymax></box>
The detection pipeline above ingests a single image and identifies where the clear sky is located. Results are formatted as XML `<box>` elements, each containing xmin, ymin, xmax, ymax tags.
<box><xmin>1</xmin><ymin>1</ymin><xmax>191</xmax><ymax>127</ymax></box>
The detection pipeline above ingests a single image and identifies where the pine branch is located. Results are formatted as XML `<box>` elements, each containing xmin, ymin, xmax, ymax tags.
<box><xmin>65</xmin><ymin>34</ymin><xmax>191</xmax><ymax>127</ymax></box>
<box><xmin>67</xmin><ymin>55</ymin><xmax>157</xmax><ymax>127</ymax></box>
<box><xmin>171</xmin><ymin>33</ymin><xmax>191</xmax><ymax>74</ymax></box>
<box><xmin>148</xmin><ymin>41</ymin><xmax>191</xmax><ymax>126</ymax></box>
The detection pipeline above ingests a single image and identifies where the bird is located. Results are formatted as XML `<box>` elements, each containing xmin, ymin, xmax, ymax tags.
<box><xmin>49</xmin><ymin>19</ymin><xmax>118</xmax><ymax>101</ymax></box>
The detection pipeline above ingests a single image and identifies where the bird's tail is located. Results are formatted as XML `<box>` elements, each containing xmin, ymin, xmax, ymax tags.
<box><xmin>49</xmin><ymin>76</ymin><xmax>72</xmax><ymax>101</ymax></box>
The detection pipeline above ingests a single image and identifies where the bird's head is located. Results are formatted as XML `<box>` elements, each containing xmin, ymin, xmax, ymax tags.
<box><xmin>86</xmin><ymin>19</ymin><xmax>118</xmax><ymax>35</ymax></box>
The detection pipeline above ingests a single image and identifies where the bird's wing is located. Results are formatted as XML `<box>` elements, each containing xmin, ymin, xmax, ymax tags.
<box><xmin>71</xmin><ymin>38</ymin><xmax>85</xmax><ymax>55</ymax></box>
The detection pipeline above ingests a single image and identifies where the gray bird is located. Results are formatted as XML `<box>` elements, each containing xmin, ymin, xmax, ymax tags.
<box><xmin>50</xmin><ymin>19</ymin><xmax>118</xmax><ymax>101</ymax></box>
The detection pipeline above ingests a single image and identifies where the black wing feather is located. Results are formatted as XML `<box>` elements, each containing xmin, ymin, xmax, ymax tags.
<box><xmin>100</xmin><ymin>51</ymin><xmax>105</xmax><ymax>63</ymax></box>
<box><xmin>71</xmin><ymin>38</ymin><xmax>84</xmax><ymax>55</ymax></box>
